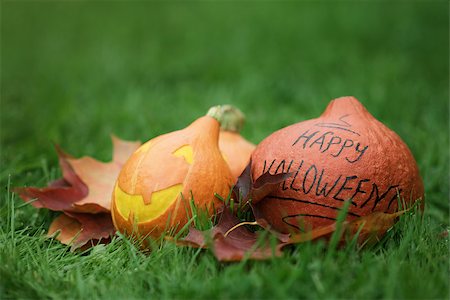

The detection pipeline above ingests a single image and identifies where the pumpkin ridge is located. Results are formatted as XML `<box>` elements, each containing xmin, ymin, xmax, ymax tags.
<box><xmin>167</xmin><ymin>116</ymin><xmax>221</xmax><ymax>228</ymax></box>
<box><xmin>130</xmin><ymin>145</ymin><xmax>150</xmax><ymax>194</ymax></box>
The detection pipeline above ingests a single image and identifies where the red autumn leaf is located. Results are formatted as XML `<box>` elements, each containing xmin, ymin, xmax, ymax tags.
<box><xmin>233</xmin><ymin>160</ymin><xmax>292</xmax><ymax>207</ymax></box>
<box><xmin>345</xmin><ymin>209</ymin><xmax>408</xmax><ymax>244</ymax></box>
<box><xmin>48</xmin><ymin>213</ymin><xmax>82</xmax><ymax>245</ymax></box>
<box><xmin>176</xmin><ymin>203</ymin><xmax>409</xmax><ymax>261</ymax></box>
<box><xmin>285</xmin><ymin>209</ymin><xmax>408</xmax><ymax>246</ymax></box>
<box><xmin>17</xmin><ymin>135</ymin><xmax>140</xmax><ymax>250</ymax></box>
<box><xmin>68</xmin><ymin>136</ymin><xmax>141</xmax><ymax>212</ymax></box>
<box><xmin>48</xmin><ymin>212</ymin><xmax>114</xmax><ymax>250</ymax></box>
<box><xmin>16</xmin><ymin>148</ymin><xmax>88</xmax><ymax>211</ymax></box>
<box><xmin>250</xmin><ymin>204</ymin><xmax>290</xmax><ymax>243</ymax></box>
<box><xmin>17</xmin><ymin>136</ymin><xmax>141</xmax><ymax>213</ymax></box>
<box><xmin>232</xmin><ymin>162</ymin><xmax>252</xmax><ymax>203</ymax></box>
<box><xmin>175</xmin><ymin>227</ymin><xmax>208</xmax><ymax>248</ymax></box>
<box><xmin>177</xmin><ymin>207</ymin><xmax>285</xmax><ymax>262</ymax></box>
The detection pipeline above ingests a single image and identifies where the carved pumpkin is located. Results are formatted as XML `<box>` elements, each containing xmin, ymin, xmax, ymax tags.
<box><xmin>111</xmin><ymin>107</ymin><xmax>235</xmax><ymax>239</ymax></box>
<box><xmin>251</xmin><ymin>96</ymin><xmax>424</xmax><ymax>233</ymax></box>
<box><xmin>217</xmin><ymin>105</ymin><xmax>256</xmax><ymax>179</ymax></box>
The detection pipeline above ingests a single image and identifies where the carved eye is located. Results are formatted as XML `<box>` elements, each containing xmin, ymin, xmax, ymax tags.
<box><xmin>173</xmin><ymin>145</ymin><xmax>194</xmax><ymax>164</ymax></box>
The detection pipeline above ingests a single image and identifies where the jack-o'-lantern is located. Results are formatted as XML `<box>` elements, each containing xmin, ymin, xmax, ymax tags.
<box><xmin>111</xmin><ymin>106</ymin><xmax>235</xmax><ymax>239</ymax></box>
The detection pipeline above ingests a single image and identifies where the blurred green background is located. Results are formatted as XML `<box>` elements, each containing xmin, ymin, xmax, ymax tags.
<box><xmin>1</xmin><ymin>2</ymin><xmax>449</xmax><ymax>299</ymax></box>
<box><xmin>2</xmin><ymin>1</ymin><xmax>448</xmax><ymax>221</ymax></box>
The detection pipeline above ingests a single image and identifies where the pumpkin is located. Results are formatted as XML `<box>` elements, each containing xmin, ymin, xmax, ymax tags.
<box><xmin>111</xmin><ymin>106</ymin><xmax>235</xmax><ymax>239</ymax></box>
<box><xmin>251</xmin><ymin>96</ymin><xmax>424</xmax><ymax>233</ymax></box>
<box><xmin>216</xmin><ymin>105</ymin><xmax>256</xmax><ymax>179</ymax></box>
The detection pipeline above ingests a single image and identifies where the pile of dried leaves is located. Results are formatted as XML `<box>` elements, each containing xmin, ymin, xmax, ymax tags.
<box><xmin>17</xmin><ymin>137</ymin><xmax>140</xmax><ymax>250</ymax></box>
<box><xmin>17</xmin><ymin>137</ymin><xmax>406</xmax><ymax>261</ymax></box>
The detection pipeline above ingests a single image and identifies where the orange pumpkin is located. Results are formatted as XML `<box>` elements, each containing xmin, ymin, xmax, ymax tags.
<box><xmin>251</xmin><ymin>96</ymin><xmax>424</xmax><ymax>233</ymax></box>
<box><xmin>216</xmin><ymin>105</ymin><xmax>256</xmax><ymax>179</ymax></box>
<box><xmin>111</xmin><ymin>107</ymin><xmax>235</xmax><ymax>239</ymax></box>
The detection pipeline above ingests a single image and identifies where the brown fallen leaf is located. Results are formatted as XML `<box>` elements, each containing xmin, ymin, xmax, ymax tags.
<box><xmin>16</xmin><ymin>149</ymin><xmax>88</xmax><ymax>212</ymax></box>
<box><xmin>175</xmin><ymin>203</ymin><xmax>409</xmax><ymax>261</ymax></box>
<box><xmin>177</xmin><ymin>207</ymin><xmax>285</xmax><ymax>262</ymax></box>
<box><xmin>345</xmin><ymin>209</ymin><xmax>408</xmax><ymax>245</ymax></box>
<box><xmin>69</xmin><ymin>136</ymin><xmax>141</xmax><ymax>212</ymax></box>
<box><xmin>48</xmin><ymin>213</ymin><xmax>82</xmax><ymax>245</ymax></box>
<box><xmin>286</xmin><ymin>209</ymin><xmax>408</xmax><ymax>246</ymax></box>
<box><xmin>233</xmin><ymin>160</ymin><xmax>292</xmax><ymax>208</ymax></box>
<box><xmin>250</xmin><ymin>204</ymin><xmax>290</xmax><ymax>243</ymax></box>
<box><xmin>17</xmin><ymin>136</ymin><xmax>141</xmax><ymax>213</ymax></box>
<box><xmin>48</xmin><ymin>212</ymin><xmax>114</xmax><ymax>250</ymax></box>
<box><xmin>17</xmin><ymin>135</ymin><xmax>140</xmax><ymax>250</ymax></box>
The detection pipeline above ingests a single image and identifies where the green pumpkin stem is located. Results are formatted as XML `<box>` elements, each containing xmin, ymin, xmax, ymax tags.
<box><xmin>207</xmin><ymin>105</ymin><xmax>245</xmax><ymax>133</ymax></box>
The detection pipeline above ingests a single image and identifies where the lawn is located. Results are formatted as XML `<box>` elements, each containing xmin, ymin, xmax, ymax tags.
<box><xmin>1</xmin><ymin>1</ymin><xmax>449</xmax><ymax>299</ymax></box>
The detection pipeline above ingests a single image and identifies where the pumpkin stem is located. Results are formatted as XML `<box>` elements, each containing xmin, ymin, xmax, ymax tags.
<box><xmin>207</xmin><ymin>105</ymin><xmax>245</xmax><ymax>133</ymax></box>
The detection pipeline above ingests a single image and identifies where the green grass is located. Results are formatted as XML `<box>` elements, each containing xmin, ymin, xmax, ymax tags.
<box><xmin>1</xmin><ymin>1</ymin><xmax>449</xmax><ymax>299</ymax></box>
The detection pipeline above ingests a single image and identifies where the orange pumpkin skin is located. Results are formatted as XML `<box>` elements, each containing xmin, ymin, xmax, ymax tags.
<box><xmin>251</xmin><ymin>96</ymin><xmax>424</xmax><ymax>233</ymax></box>
<box><xmin>111</xmin><ymin>115</ymin><xmax>234</xmax><ymax>239</ymax></box>
<box><xmin>219</xmin><ymin>131</ymin><xmax>255</xmax><ymax>179</ymax></box>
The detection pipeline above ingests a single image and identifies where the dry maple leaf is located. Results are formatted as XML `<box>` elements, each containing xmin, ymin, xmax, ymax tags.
<box><xmin>16</xmin><ymin>149</ymin><xmax>88</xmax><ymax>212</ymax></box>
<box><xmin>232</xmin><ymin>160</ymin><xmax>292</xmax><ymax>208</ymax></box>
<box><xmin>177</xmin><ymin>207</ymin><xmax>285</xmax><ymax>262</ymax></box>
<box><xmin>177</xmin><ymin>206</ymin><xmax>409</xmax><ymax>261</ymax></box>
<box><xmin>48</xmin><ymin>212</ymin><xmax>114</xmax><ymax>251</ymax></box>
<box><xmin>173</xmin><ymin>169</ymin><xmax>411</xmax><ymax>262</ymax></box>
<box><xmin>285</xmin><ymin>209</ymin><xmax>409</xmax><ymax>246</ymax></box>
<box><xmin>17</xmin><ymin>136</ymin><xmax>141</xmax><ymax>213</ymax></box>
<box><xmin>17</xmin><ymin>135</ymin><xmax>141</xmax><ymax>250</ymax></box>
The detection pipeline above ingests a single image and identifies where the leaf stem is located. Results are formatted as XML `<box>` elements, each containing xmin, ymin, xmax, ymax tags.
<box><xmin>224</xmin><ymin>221</ymin><xmax>259</xmax><ymax>237</ymax></box>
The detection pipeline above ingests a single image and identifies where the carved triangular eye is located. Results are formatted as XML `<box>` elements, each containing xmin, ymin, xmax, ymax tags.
<box><xmin>173</xmin><ymin>145</ymin><xmax>194</xmax><ymax>164</ymax></box>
